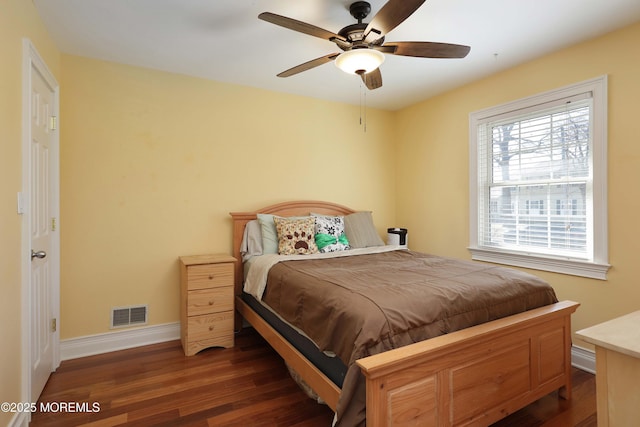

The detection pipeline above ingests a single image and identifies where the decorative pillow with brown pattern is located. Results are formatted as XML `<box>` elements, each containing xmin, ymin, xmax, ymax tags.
<box><xmin>274</xmin><ymin>216</ymin><xmax>319</xmax><ymax>255</ymax></box>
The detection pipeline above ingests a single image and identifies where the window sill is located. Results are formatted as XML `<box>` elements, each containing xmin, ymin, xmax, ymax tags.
<box><xmin>468</xmin><ymin>247</ymin><xmax>610</xmax><ymax>280</ymax></box>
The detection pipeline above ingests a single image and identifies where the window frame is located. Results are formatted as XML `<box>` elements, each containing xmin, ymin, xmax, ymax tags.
<box><xmin>469</xmin><ymin>76</ymin><xmax>610</xmax><ymax>280</ymax></box>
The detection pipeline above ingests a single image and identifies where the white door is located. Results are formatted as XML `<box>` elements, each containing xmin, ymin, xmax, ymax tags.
<box><xmin>26</xmin><ymin>44</ymin><xmax>59</xmax><ymax>402</ymax></box>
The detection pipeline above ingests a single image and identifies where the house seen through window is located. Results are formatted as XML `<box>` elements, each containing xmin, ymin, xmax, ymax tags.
<box><xmin>469</xmin><ymin>76</ymin><xmax>610</xmax><ymax>279</ymax></box>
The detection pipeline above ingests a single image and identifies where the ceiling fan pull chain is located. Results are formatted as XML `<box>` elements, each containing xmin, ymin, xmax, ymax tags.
<box><xmin>363</xmin><ymin>88</ymin><xmax>367</xmax><ymax>132</ymax></box>
<box><xmin>359</xmin><ymin>80</ymin><xmax>363</xmax><ymax>126</ymax></box>
<box><xmin>359</xmin><ymin>80</ymin><xmax>367</xmax><ymax>132</ymax></box>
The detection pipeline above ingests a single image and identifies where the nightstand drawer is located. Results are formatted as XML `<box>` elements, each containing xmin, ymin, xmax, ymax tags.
<box><xmin>186</xmin><ymin>263</ymin><xmax>233</xmax><ymax>290</ymax></box>
<box><xmin>187</xmin><ymin>287</ymin><xmax>233</xmax><ymax>316</ymax></box>
<box><xmin>186</xmin><ymin>311</ymin><xmax>234</xmax><ymax>343</ymax></box>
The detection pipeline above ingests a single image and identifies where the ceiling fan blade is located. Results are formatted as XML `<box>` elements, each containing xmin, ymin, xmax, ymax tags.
<box><xmin>259</xmin><ymin>12</ymin><xmax>346</xmax><ymax>43</ymax></box>
<box><xmin>364</xmin><ymin>0</ymin><xmax>426</xmax><ymax>43</ymax></box>
<box><xmin>277</xmin><ymin>53</ymin><xmax>340</xmax><ymax>78</ymax></box>
<box><xmin>360</xmin><ymin>68</ymin><xmax>383</xmax><ymax>90</ymax></box>
<box><xmin>382</xmin><ymin>41</ymin><xmax>470</xmax><ymax>58</ymax></box>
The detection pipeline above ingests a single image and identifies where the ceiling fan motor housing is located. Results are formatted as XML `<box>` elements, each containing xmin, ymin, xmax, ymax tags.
<box><xmin>338</xmin><ymin>23</ymin><xmax>367</xmax><ymax>43</ymax></box>
<box><xmin>337</xmin><ymin>2</ymin><xmax>385</xmax><ymax>50</ymax></box>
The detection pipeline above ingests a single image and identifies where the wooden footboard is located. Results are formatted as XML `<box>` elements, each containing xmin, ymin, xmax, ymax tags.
<box><xmin>357</xmin><ymin>300</ymin><xmax>579</xmax><ymax>427</ymax></box>
<box><xmin>237</xmin><ymin>297</ymin><xmax>578</xmax><ymax>426</ymax></box>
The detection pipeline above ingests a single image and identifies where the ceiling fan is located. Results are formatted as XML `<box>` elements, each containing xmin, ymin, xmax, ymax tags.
<box><xmin>259</xmin><ymin>0</ymin><xmax>470</xmax><ymax>90</ymax></box>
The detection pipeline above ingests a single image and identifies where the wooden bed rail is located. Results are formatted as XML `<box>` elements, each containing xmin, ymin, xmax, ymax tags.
<box><xmin>236</xmin><ymin>296</ymin><xmax>341</xmax><ymax>411</ymax></box>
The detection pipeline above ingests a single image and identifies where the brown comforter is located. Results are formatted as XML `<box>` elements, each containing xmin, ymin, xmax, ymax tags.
<box><xmin>261</xmin><ymin>250</ymin><xmax>558</xmax><ymax>426</ymax></box>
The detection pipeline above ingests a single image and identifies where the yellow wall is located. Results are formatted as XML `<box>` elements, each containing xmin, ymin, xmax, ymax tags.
<box><xmin>0</xmin><ymin>0</ymin><xmax>60</xmax><ymax>423</ymax></box>
<box><xmin>396</xmin><ymin>21</ymin><xmax>640</xmax><ymax>348</ymax></box>
<box><xmin>60</xmin><ymin>55</ymin><xmax>397</xmax><ymax>338</ymax></box>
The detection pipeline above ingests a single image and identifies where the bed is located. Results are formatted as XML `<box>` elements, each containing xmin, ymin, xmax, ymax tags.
<box><xmin>230</xmin><ymin>200</ymin><xmax>579</xmax><ymax>427</ymax></box>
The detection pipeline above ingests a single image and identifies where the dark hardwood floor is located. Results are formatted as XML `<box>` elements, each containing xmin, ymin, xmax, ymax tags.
<box><xmin>31</xmin><ymin>328</ymin><xmax>596</xmax><ymax>426</ymax></box>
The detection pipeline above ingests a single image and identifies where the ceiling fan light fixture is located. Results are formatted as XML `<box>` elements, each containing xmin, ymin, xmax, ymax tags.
<box><xmin>334</xmin><ymin>48</ymin><xmax>384</xmax><ymax>75</ymax></box>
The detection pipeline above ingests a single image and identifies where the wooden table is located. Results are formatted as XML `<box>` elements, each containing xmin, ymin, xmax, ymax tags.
<box><xmin>576</xmin><ymin>311</ymin><xmax>640</xmax><ymax>427</ymax></box>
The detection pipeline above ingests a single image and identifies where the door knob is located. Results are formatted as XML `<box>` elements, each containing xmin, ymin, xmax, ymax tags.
<box><xmin>31</xmin><ymin>250</ymin><xmax>47</xmax><ymax>260</ymax></box>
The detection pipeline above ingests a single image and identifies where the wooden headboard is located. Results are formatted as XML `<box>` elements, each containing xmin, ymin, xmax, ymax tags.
<box><xmin>229</xmin><ymin>200</ymin><xmax>356</xmax><ymax>298</ymax></box>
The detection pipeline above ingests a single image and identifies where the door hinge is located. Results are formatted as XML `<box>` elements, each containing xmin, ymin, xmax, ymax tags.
<box><xmin>50</xmin><ymin>116</ymin><xmax>57</xmax><ymax>131</ymax></box>
<box><xmin>51</xmin><ymin>318</ymin><xmax>57</xmax><ymax>333</ymax></box>
<box><xmin>51</xmin><ymin>217</ymin><xmax>57</xmax><ymax>232</ymax></box>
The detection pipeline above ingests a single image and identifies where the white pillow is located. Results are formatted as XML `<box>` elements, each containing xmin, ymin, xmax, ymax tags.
<box><xmin>240</xmin><ymin>220</ymin><xmax>263</xmax><ymax>262</ymax></box>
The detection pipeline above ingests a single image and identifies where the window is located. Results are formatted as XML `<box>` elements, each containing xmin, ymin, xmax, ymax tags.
<box><xmin>469</xmin><ymin>76</ymin><xmax>609</xmax><ymax>279</ymax></box>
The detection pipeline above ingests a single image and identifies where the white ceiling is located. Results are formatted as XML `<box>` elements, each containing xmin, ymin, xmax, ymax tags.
<box><xmin>34</xmin><ymin>0</ymin><xmax>640</xmax><ymax>111</ymax></box>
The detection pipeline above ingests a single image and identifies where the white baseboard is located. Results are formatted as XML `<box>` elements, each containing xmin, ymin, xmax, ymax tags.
<box><xmin>60</xmin><ymin>322</ymin><xmax>180</xmax><ymax>361</ymax></box>
<box><xmin>60</xmin><ymin>323</ymin><xmax>595</xmax><ymax>375</ymax></box>
<box><xmin>571</xmin><ymin>344</ymin><xmax>596</xmax><ymax>374</ymax></box>
<box><xmin>8</xmin><ymin>412</ymin><xmax>28</xmax><ymax>427</ymax></box>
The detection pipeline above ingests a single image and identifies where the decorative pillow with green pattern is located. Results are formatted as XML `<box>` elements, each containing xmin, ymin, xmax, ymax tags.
<box><xmin>312</xmin><ymin>213</ymin><xmax>350</xmax><ymax>253</ymax></box>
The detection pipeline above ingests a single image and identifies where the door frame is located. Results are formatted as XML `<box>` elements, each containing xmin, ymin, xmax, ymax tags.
<box><xmin>21</xmin><ymin>38</ymin><xmax>61</xmax><ymax>405</ymax></box>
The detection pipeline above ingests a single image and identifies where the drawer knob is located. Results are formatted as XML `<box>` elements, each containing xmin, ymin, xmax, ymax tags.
<box><xmin>208</xmin><ymin>275</ymin><xmax>214</xmax><ymax>280</ymax></box>
<box><xmin>209</xmin><ymin>326</ymin><xmax>214</xmax><ymax>331</ymax></box>
<box><xmin>208</xmin><ymin>300</ymin><xmax>214</xmax><ymax>305</ymax></box>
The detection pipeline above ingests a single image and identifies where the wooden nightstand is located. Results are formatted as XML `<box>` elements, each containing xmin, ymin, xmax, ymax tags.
<box><xmin>576</xmin><ymin>311</ymin><xmax>640</xmax><ymax>427</ymax></box>
<box><xmin>179</xmin><ymin>254</ymin><xmax>236</xmax><ymax>356</ymax></box>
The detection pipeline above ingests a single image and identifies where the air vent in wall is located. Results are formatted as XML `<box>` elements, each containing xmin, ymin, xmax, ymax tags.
<box><xmin>111</xmin><ymin>305</ymin><xmax>148</xmax><ymax>329</ymax></box>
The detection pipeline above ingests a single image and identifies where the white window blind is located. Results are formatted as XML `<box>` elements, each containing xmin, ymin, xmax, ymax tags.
<box><xmin>478</xmin><ymin>97</ymin><xmax>592</xmax><ymax>259</ymax></box>
<box><xmin>469</xmin><ymin>76</ymin><xmax>610</xmax><ymax>279</ymax></box>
